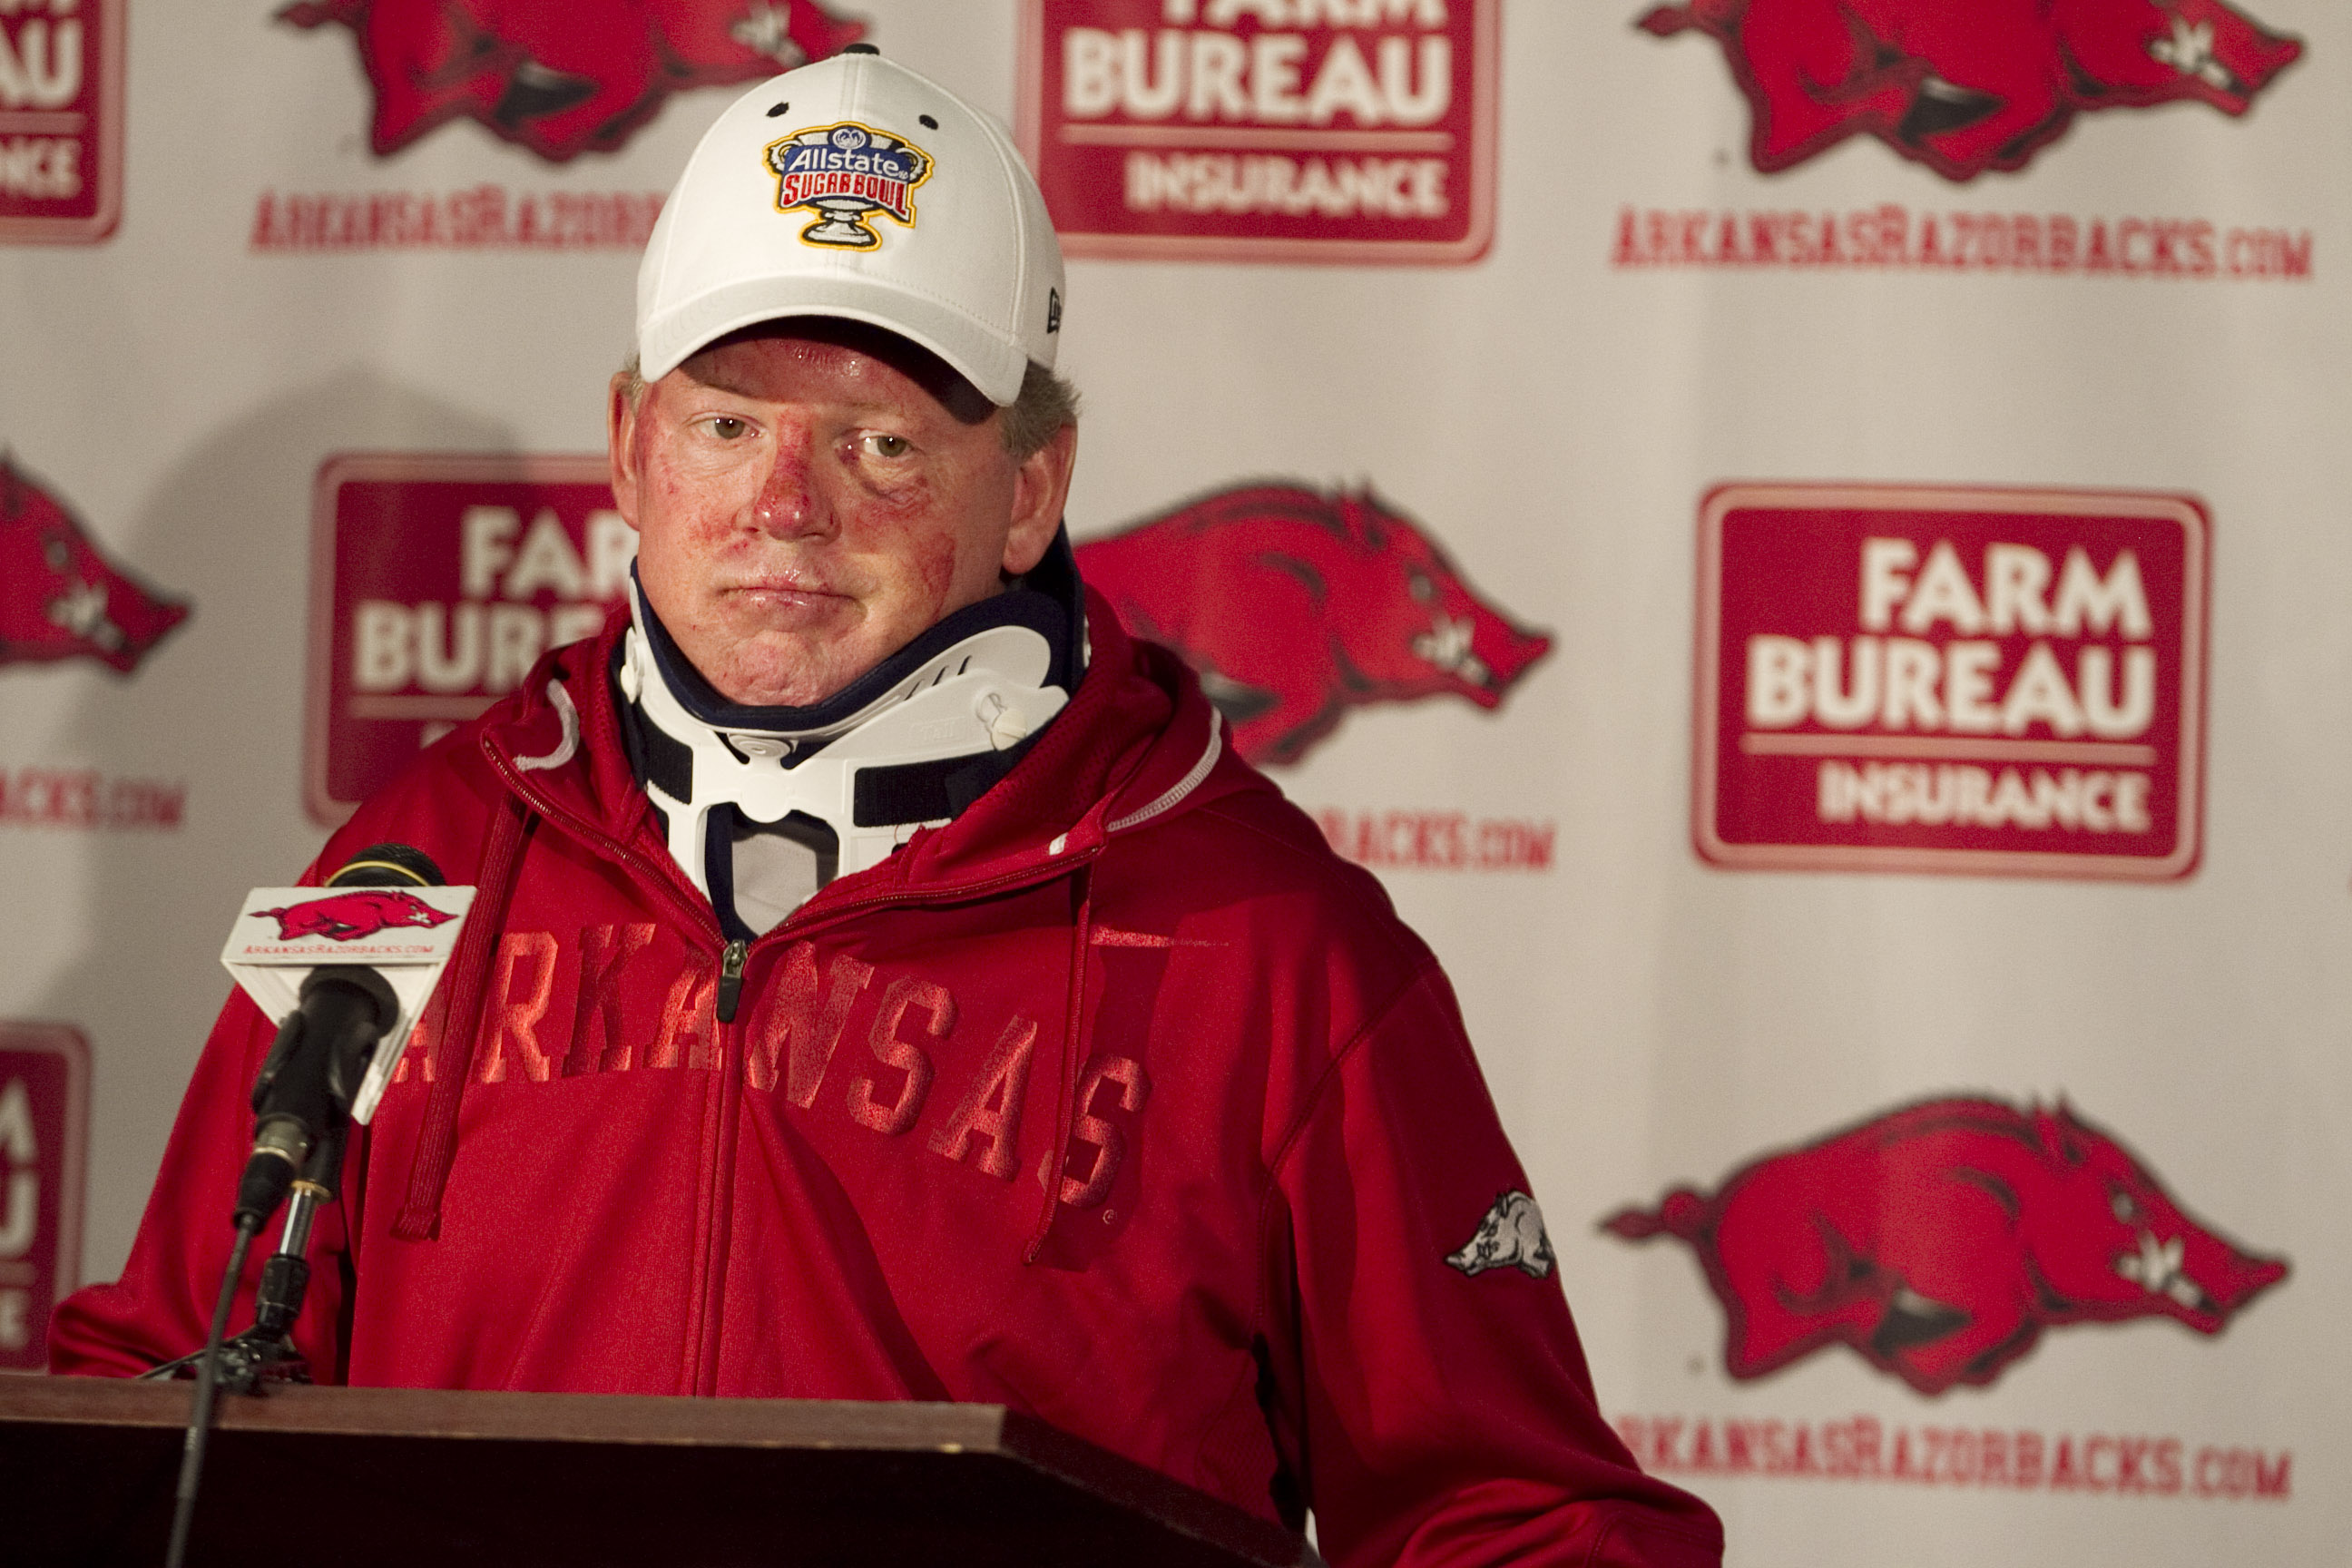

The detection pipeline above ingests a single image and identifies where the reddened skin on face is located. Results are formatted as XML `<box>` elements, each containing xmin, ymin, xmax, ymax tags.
<box><xmin>609</xmin><ymin>324</ymin><xmax>1077</xmax><ymax>708</ymax></box>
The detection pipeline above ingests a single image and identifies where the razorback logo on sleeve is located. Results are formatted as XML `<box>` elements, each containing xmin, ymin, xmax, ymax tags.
<box><xmin>1604</xmin><ymin>1096</ymin><xmax>2287</xmax><ymax>1394</ymax></box>
<box><xmin>1638</xmin><ymin>0</ymin><xmax>2301</xmax><ymax>180</ymax></box>
<box><xmin>278</xmin><ymin>0</ymin><xmax>866</xmax><ymax>162</ymax></box>
<box><xmin>1075</xmin><ymin>482</ymin><xmax>1549</xmax><ymax>767</ymax></box>
<box><xmin>0</xmin><ymin>455</ymin><xmax>189</xmax><ymax>675</ymax></box>
<box><xmin>1694</xmin><ymin>483</ymin><xmax>2207</xmax><ymax>879</ymax></box>
<box><xmin>1446</xmin><ymin>1190</ymin><xmax>1555</xmax><ymax>1279</ymax></box>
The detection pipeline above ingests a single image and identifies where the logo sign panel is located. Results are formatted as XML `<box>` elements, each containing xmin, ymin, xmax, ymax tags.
<box><xmin>1020</xmin><ymin>0</ymin><xmax>1497</xmax><ymax>264</ymax></box>
<box><xmin>0</xmin><ymin>1023</ymin><xmax>88</xmax><ymax>1370</ymax></box>
<box><xmin>1695</xmin><ymin>484</ymin><xmax>2207</xmax><ymax>879</ymax></box>
<box><xmin>223</xmin><ymin>885</ymin><xmax>475</xmax><ymax>1123</ymax></box>
<box><xmin>308</xmin><ymin>454</ymin><xmax>632</xmax><ymax>826</ymax></box>
<box><xmin>0</xmin><ymin>0</ymin><xmax>122</xmax><ymax>243</ymax></box>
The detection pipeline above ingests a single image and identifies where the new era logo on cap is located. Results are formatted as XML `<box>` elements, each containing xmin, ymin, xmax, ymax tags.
<box><xmin>638</xmin><ymin>47</ymin><xmax>1064</xmax><ymax>406</ymax></box>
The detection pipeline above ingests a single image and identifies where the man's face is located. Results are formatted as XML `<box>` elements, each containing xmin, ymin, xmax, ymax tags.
<box><xmin>609</xmin><ymin>324</ymin><xmax>1075</xmax><ymax>708</ymax></box>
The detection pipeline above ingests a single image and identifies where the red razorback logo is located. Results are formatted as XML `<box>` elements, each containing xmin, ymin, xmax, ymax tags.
<box><xmin>0</xmin><ymin>456</ymin><xmax>189</xmax><ymax>676</ymax></box>
<box><xmin>1605</xmin><ymin>1096</ymin><xmax>2287</xmax><ymax>1394</ymax></box>
<box><xmin>257</xmin><ymin>889</ymin><xmax>457</xmax><ymax>941</ymax></box>
<box><xmin>1638</xmin><ymin>0</ymin><xmax>2302</xmax><ymax>180</ymax></box>
<box><xmin>1074</xmin><ymin>484</ymin><xmax>1551</xmax><ymax>768</ymax></box>
<box><xmin>278</xmin><ymin>0</ymin><xmax>867</xmax><ymax>162</ymax></box>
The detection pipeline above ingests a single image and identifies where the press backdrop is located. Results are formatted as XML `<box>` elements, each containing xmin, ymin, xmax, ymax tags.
<box><xmin>3</xmin><ymin>3</ymin><xmax>2345</xmax><ymax>1562</ymax></box>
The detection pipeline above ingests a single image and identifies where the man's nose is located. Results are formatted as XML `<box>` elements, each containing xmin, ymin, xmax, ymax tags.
<box><xmin>750</xmin><ymin>425</ymin><xmax>833</xmax><ymax>538</ymax></box>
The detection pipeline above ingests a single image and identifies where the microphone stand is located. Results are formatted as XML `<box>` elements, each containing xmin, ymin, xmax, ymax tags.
<box><xmin>141</xmin><ymin>1126</ymin><xmax>345</xmax><ymax>1391</ymax></box>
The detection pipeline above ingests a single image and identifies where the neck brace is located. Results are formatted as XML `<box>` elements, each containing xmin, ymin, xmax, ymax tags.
<box><xmin>617</xmin><ymin>546</ymin><xmax>1082</xmax><ymax>910</ymax></box>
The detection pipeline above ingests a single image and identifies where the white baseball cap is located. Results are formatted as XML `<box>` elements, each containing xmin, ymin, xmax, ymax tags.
<box><xmin>635</xmin><ymin>46</ymin><xmax>1064</xmax><ymax>407</ymax></box>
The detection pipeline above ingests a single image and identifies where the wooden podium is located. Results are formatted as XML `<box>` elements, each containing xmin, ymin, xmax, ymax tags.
<box><xmin>0</xmin><ymin>1377</ymin><xmax>1306</xmax><ymax>1567</ymax></box>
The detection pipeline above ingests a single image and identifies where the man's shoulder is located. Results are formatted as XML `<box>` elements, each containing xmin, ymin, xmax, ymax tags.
<box><xmin>319</xmin><ymin>713</ymin><xmax>514</xmax><ymax>878</ymax></box>
<box><xmin>1102</xmin><ymin>756</ymin><xmax>1436</xmax><ymax>972</ymax></box>
<box><xmin>323</xmin><ymin>627</ymin><xmax>624</xmax><ymax>875</ymax></box>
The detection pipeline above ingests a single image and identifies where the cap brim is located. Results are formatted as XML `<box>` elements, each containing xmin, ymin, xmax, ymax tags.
<box><xmin>640</xmin><ymin>274</ymin><xmax>1028</xmax><ymax>406</ymax></box>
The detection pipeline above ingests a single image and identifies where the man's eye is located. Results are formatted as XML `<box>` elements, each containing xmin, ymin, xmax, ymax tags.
<box><xmin>705</xmin><ymin>416</ymin><xmax>750</xmax><ymax>440</ymax></box>
<box><xmin>865</xmin><ymin>434</ymin><xmax>912</xmax><ymax>459</ymax></box>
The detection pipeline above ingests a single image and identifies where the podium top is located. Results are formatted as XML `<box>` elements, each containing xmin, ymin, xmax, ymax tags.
<box><xmin>1</xmin><ymin>1377</ymin><xmax>1306</xmax><ymax>1568</ymax></box>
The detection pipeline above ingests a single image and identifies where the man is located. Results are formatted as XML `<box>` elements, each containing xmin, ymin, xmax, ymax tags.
<box><xmin>54</xmin><ymin>48</ymin><xmax>1721</xmax><ymax>1567</ymax></box>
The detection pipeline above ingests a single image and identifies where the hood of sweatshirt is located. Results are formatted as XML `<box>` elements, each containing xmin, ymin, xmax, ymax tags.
<box><xmin>468</xmin><ymin>585</ymin><xmax>1253</xmax><ymax>922</ymax></box>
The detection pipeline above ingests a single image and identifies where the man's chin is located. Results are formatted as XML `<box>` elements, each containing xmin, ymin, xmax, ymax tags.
<box><xmin>699</xmin><ymin>635</ymin><xmax>884</xmax><ymax>710</ymax></box>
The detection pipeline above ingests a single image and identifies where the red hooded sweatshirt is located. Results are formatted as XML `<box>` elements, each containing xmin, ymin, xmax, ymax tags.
<box><xmin>53</xmin><ymin>600</ymin><xmax>1721</xmax><ymax>1567</ymax></box>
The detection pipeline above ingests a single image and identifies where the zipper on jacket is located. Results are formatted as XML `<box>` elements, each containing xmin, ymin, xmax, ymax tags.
<box><xmin>697</xmin><ymin>934</ymin><xmax>751</xmax><ymax>1395</ymax></box>
<box><xmin>715</xmin><ymin>939</ymin><xmax>750</xmax><ymax>1024</ymax></box>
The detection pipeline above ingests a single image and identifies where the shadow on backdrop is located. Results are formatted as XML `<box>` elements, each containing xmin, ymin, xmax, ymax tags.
<box><xmin>39</xmin><ymin>367</ymin><xmax>515</xmax><ymax>1287</ymax></box>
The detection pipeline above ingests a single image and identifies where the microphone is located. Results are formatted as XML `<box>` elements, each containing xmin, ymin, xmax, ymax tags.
<box><xmin>162</xmin><ymin>843</ymin><xmax>466</xmax><ymax>1568</ymax></box>
<box><xmin>231</xmin><ymin>845</ymin><xmax>446</xmax><ymax>1230</ymax></box>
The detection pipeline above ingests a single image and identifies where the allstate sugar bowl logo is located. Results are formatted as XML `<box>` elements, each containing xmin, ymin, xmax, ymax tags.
<box><xmin>765</xmin><ymin>122</ymin><xmax>932</xmax><ymax>249</ymax></box>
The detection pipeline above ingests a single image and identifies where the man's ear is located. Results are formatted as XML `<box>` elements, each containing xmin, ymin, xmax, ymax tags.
<box><xmin>1001</xmin><ymin>421</ymin><xmax>1078</xmax><ymax>576</ymax></box>
<box><xmin>607</xmin><ymin>373</ymin><xmax>646</xmax><ymax>530</ymax></box>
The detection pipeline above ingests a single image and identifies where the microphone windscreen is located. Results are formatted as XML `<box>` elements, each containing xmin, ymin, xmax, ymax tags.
<box><xmin>328</xmin><ymin>843</ymin><xmax>446</xmax><ymax>888</ymax></box>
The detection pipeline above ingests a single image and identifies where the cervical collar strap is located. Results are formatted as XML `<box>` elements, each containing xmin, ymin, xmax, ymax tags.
<box><xmin>616</xmin><ymin>530</ymin><xmax>1087</xmax><ymax>919</ymax></box>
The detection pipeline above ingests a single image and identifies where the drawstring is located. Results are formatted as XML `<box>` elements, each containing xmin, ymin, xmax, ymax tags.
<box><xmin>391</xmin><ymin>793</ymin><xmax>534</xmax><ymax>1241</ymax></box>
<box><xmin>1024</xmin><ymin>862</ymin><xmax>1093</xmax><ymax>1265</ymax></box>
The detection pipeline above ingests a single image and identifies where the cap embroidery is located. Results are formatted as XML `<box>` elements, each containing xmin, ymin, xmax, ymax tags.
<box><xmin>764</xmin><ymin>122</ymin><xmax>933</xmax><ymax>250</ymax></box>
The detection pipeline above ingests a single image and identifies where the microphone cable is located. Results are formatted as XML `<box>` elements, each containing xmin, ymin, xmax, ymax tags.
<box><xmin>163</xmin><ymin>1214</ymin><xmax>259</xmax><ymax>1568</ymax></box>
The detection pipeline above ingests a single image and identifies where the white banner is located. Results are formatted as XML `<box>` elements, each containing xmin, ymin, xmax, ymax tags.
<box><xmin>4</xmin><ymin>3</ymin><xmax>2341</xmax><ymax>1561</ymax></box>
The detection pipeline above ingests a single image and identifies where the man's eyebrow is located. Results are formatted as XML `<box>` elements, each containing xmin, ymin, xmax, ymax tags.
<box><xmin>686</xmin><ymin>369</ymin><xmax>762</xmax><ymax>399</ymax></box>
<box><xmin>681</xmin><ymin>374</ymin><xmax>902</xmax><ymax>413</ymax></box>
<box><xmin>680</xmin><ymin>367</ymin><xmax>787</xmax><ymax>400</ymax></box>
